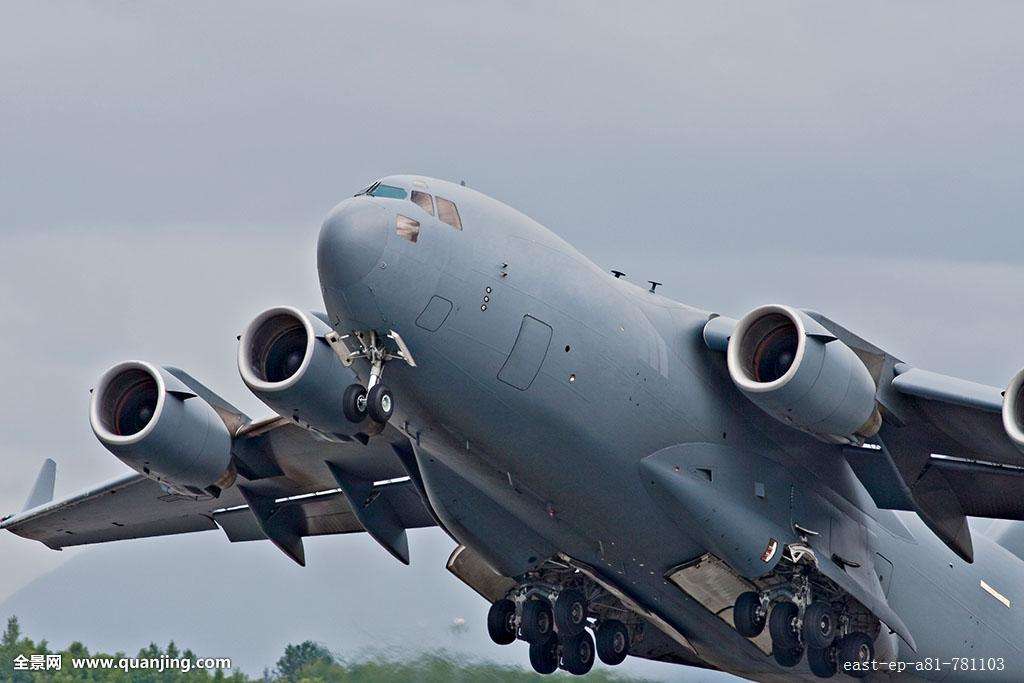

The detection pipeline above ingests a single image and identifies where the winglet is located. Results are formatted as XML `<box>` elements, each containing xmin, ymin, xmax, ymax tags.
<box><xmin>22</xmin><ymin>459</ymin><xmax>56</xmax><ymax>512</ymax></box>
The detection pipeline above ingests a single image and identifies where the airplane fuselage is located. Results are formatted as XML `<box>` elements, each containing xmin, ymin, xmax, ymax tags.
<box><xmin>317</xmin><ymin>176</ymin><xmax>1024</xmax><ymax>680</ymax></box>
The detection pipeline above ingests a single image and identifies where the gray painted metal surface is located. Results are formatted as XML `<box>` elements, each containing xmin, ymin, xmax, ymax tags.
<box><xmin>4</xmin><ymin>174</ymin><xmax>1024</xmax><ymax>680</ymax></box>
<box><xmin>21</xmin><ymin>459</ymin><xmax>55</xmax><ymax>512</ymax></box>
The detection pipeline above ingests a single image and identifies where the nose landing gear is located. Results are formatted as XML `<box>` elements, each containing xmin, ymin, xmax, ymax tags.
<box><xmin>333</xmin><ymin>329</ymin><xmax>414</xmax><ymax>427</ymax></box>
<box><xmin>342</xmin><ymin>384</ymin><xmax>369</xmax><ymax>423</ymax></box>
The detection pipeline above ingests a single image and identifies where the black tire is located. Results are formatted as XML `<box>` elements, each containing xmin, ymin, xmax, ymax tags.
<box><xmin>529</xmin><ymin>635</ymin><xmax>559</xmax><ymax>675</ymax></box>
<box><xmin>561</xmin><ymin>630</ymin><xmax>595</xmax><ymax>676</ymax></box>
<box><xmin>342</xmin><ymin>383</ymin><xmax>367</xmax><ymax>423</ymax></box>
<box><xmin>486</xmin><ymin>599</ymin><xmax>517</xmax><ymax>645</ymax></box>
<box><xmin>836</xmin><ymin>632</ymin><xmax>874</xmax><ymax>679</ymax></box>
<box><xmin>807</xmin><ymin>646</ymin><xmax>837</xmax><ymax>678</ymax></box>
<box><xmin>773</xmin><ymin>646</ymin><xmax>803</xmax><ymax>668</ymax></box>
<box><xmin>595</xmin><ymin>620</ymin><xmax>629</xmax><ymax>666</ymax></box>
<box><xmin>802</xmin><ymin>601</ymin><xmax>836</xmax><ymax>649</ymax></box>
<box><xmin>733</xmin><ymin>591</ymin><xmax>766</xmax><ymax>638</ymax></box>
<box><xmin>521</xmin><ymin>599</ymin><xmax>554</xmax><ymax>644</ymax></box>
<box><xmin>768</xmin><ymin>601</ymin><xmax>801</xmax><ymax>651</ymax></box>
<box><xmin>366</xmin><ymin>384</ymin><xmax>394</xmax><ymax>423</ymax></box>
<box><xmin>553</xmin><ymin>588</ymin><xmax>588</xmax><ymax>636</ymax></box>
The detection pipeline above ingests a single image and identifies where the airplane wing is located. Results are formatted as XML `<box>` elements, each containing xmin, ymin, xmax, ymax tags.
<box><xmin>704</xmin><ymin>310</ymin><xmax>1023</xmax><ymax>562</ymax></box>
<box><xmin>1</xmin><ymin>417</ymin><xmax>436</xmax><ymax>566</ymax></box>
<box><xmin>800</xmin><ymin>312</ymin><xmax>1023</xmax><ymax>562</ymax></box>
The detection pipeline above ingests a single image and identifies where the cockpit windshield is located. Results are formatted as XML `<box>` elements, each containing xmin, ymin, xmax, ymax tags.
<box><xmin>357</xmin><ymin>182</ymin><xmax>407</xmax><ymax>200</ymax></box>
<box><xmin>355</xmin><ymin>181</ymin><xmax>462</xmax><ymax>231</ymax></box>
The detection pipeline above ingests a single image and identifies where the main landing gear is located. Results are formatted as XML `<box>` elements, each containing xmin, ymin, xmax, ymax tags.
<box><xmin>485</xmin><ymin>567</ymin><xmax>637</xmax><ymax>676</ymax></box>
<box><xmin>336</xmin><ymin>329</ymin><xmax>414</xmax><ymax>427</ymax></box>
<box><xmin>732</xmin><ymin>568</ymin><xmax>877</xmax><ymax>679</ymax></box>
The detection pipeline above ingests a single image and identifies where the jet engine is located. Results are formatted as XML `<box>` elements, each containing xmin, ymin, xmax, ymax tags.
<box><xmin>238</xmin><ymin>306</ymin><xmax>361</xmax><ymax>438</ymax></box>
<box><xmin>1003</xmin><ymin>367</ymin><xmax>1024</xmax><ymax>452</ymax></box>
<box><xmin>726</xmin><ymin>305</ymin><xmax>881</xmax><ymax>444</ymax></box>
<box><xmin>90</xmin><ymin>361</ymin><xmax>235</xmax><ymax>496</ymax></box>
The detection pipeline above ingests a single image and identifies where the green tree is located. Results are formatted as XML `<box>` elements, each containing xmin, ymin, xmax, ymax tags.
<box><xmin>0</xmin><ymin>616</ymin><xmax>19</xmax><ymax>681</ymax></box>
<box><xmin>2</xmin><ymin>616</ymin><xmax>20</xmax><ymax>649</ymax></box>
<box><xmin>0</xmin><ymin>615</ymin><xmax>41</xmax><ymax>683</ymax></box>
<box><xmin>275</xmin><ymin>641</ymin><xmax>333</xmax><ymax>681</ymax></box>
<box><xmin>0</xmin><ymin>615</ymin><xmax>654</xmax><ymax>682</ymax></box>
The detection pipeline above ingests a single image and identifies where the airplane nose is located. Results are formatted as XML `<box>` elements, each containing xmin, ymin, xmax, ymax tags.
<box><xmin>317</xmin><ymin>199</ymin><xmax>389</xmax><ymax>288</ymax></box>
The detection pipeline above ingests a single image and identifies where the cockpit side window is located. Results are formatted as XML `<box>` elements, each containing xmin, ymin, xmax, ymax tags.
<box><xmin>396</xmin><ymin>215</ymin><xmax>420</xmax><ymax>243</ymax></box>
<box><xmin>436</xmin><ymin>196</ymin><xmax>462</xmax><ymax>230</ymax></box>
<box><xmin>368</xmin><ymin>184</ymin><xmax>408</xmax><ymax>199</ymax></box>
<box><xmin>411</xmin><ymin>190</ymin><xmax>434</xmax><ymax>215</ymax></box>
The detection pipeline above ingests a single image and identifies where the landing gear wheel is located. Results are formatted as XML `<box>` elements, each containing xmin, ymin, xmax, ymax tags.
<box><xmin>486</xmin><ymin>599</ymin><xmax>517</xmax><ymax>645</ymax></box>
<box><xmin>553</xmin><ymin>588</ymin><xmax>588</xmax><ymax>636</ymax></box>
<box><xmin>836</xmin><ymin>632</ymin><xmax>874</xmax><ymax>679</ymax></box>
<box><xmin>528</xmin><ymin>635</ymin><xmax>559</xmax><ymax>675</ymax></box>
<box><xmin>366</xmin><ymin>384</ymin><xmax>394</xmax><ymax>424</ymax></box>
<box><xmin>773</xmin><ymin>646</ymin><xmax>804</xmax><ymax>668</ymax></box>
<box><xmin>342</xmin><ymin>383</ymin><xmax>368</xmax><ymax>424</ymax></box>
<box><xmin>561</xmin><ymin>630</ymin><xmax>595</xmax><ymax>676</ymax></box>
<box><xmin>733</xmin><ymin>591</ymin><xmax>766</xmax><ymax>637</ymax></box>
<box><xmin>808</xmin><ymin>646</ymin><xmax>837</xmax><ymax>678</ymax></box>
<box><xmin>768</xmin><ymin>601</ymin><xmax>801</xmax><ymax>651</ymax></box>
<box><xmin>521</xmin><ymin>599</ymin><xmax>554</xmax><ymax>644</ymax></box>
<box><xmin>595</xmin><ymin>620</ymin><xmax>629</xmax><ymax>666</ymax></box>
<box><xmin>802</xmin><ymin>601</ymin><xmax>836</xmax><ymax>649</ymax></box>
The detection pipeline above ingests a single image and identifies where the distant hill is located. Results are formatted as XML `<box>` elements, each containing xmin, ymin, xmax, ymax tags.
<box><xmin>1</xmin><ymin>529</ymin><xmax>710</xmax><ymax>680</ymax></box>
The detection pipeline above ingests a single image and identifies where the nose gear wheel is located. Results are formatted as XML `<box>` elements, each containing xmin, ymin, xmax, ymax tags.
<box><xmin>333</xmin><ymin>329</ymin><xmax>415</xmax><ymax>427</ymax></box>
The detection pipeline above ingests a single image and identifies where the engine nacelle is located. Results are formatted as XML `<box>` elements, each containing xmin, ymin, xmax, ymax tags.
<box><xmin>1003</xmin><ymin>367</ymin><xmax>1024</xmax><ymax>452</ymax></box>
<box><xmin>90</xmin><ymin>361</ymin><xmax>235</xmax><ymax>496</ymax></box>
<box><xmin>726</xmin><ymin>305</ymin><xmax>881</xmax><ymax>444</ymax></box>
<box><xmin>238</xmin><ymin>306</ymin><xmax>362</xmax><ymax>438</ymax></box>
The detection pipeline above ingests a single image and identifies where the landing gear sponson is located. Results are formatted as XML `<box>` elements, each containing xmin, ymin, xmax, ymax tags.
<box><xmin>485</xmin><ymin>562</ymin><xmax>636</xmax><ymax>676</ymax></box>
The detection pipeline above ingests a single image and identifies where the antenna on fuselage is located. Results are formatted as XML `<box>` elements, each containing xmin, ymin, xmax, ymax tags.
<box><xmin>648</xmin><ymin>281</ymin><xmax>662</xmax><ymax>293</ymax></box>
<box><xmin>611</xmin><ymin>270</ymin><xmax>626</xmax><ymax>279</ymax></box>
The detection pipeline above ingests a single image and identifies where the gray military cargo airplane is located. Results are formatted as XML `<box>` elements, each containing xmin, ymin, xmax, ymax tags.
<box><xmin>4</xmin><ymin>175</ymin><xmax>1024</xmax><ymax>680</ymax></box>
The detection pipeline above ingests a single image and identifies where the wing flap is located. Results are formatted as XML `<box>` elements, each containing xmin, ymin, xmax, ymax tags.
<box><xmin>2</xmin><ymin>418</ymin><xmax>434</xmax><ymax>560</ymax></box>
<box><xmin>925</xmin><ymin>456</ymin><xmax>1024</xmax><ymax>521</ymax></box>
<box><xmin>891</xmin><ymin>364</ymin><xmax>1022</xmax><ymax>469</ymax></box>
<box><xmin>213</xmin><ymin>480</ymin><xmax>434</xmax><ymax>547</ymax></box>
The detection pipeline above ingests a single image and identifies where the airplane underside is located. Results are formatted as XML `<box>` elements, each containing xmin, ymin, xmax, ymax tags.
<box><xmin>331</xmin><ymin>322</ymin><xmax>907</xmax><ymax>681</ymax></box>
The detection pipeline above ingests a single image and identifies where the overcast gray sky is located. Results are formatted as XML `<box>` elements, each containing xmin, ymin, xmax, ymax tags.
<box><xmin>2</xmin><ymin>0</ymin><xmax>1023</xmax><ymax>675</ymax></box>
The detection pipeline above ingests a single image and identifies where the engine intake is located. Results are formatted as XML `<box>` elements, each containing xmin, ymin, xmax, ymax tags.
<box><xmin>726</xmin><ymin>305</ymin><xmax>881</xmax><ymax>444</ymax></box>
<box><xmin>1003</xmin><ymin>367</ymin><xmax>1024</xmax><ymax>452</ymax></box>
<box><xmin>90</xmin><ymin>361</ymin><xmax>235</xmax><ymax>496</ymax></box>
<box><xmin>238</xmin><ymin>306</ymin><xmax>362</xmax><ymax>437</ymax></box>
